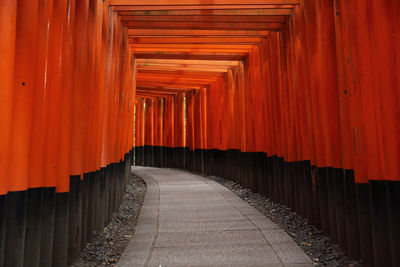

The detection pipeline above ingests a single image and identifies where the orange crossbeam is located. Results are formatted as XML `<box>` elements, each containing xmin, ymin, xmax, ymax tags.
<box><xmin>113</xmin><ymin>5</ymin><xmax>295</xmax><ymax>11</ymax></box>
<box><xmin>120</xmin><ymin>15</ymin><xmax>288</xmax><ymax>23</ymax></box>
<box><xmin>116</xmin><ymin>8</ymin><xmax>293</xmax><ymax>15</ymax></box>
<box><xmin>129</xmin><ymin>37</ymin><xmax>264</xmax><ymax>44</ymax></box>
<box><xmin>127</xmin><ymin>29</ymin><xmax>270</xmax><ymax>36</ymax></box>
<box><xmin>109</xmin><ymin>0</ymin><xmax>300</xmax><ymax>5</ymax></box>
<box><xmin>134</xmin><ymin>53</ymin><xmax>246</xmax><ymax>60</ymax></box>
<box><xmin>124</xmin><ymin>21</ymin><xmax>283</xmax><ymax>30</ymax></box>
<box><xmin>136</xmin><ymin>59</ymin><xmax>240</xmax><ymax>66</ymax></box>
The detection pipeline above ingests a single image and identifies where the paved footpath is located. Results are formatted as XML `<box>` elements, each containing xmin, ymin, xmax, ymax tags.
<box><xmin>118</xmin><ymin>167</ymin><xmax>312</xmax><ymax>267</ymax></box>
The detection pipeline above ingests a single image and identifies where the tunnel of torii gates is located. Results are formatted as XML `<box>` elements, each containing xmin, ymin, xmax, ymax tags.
<box><xmin>0</xmin><ymin>0</ymin><xmax>399</xmax><ymax>266</ymax></box>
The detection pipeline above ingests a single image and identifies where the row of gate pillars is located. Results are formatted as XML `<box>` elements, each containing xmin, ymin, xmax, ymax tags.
<box><xmin>0</xmin><ymin>153</ymin><xmax>132</xmax><ymax>267</ymax></box>
<box><xmin>135</xmin><ymin>146</ymin><xmax>400</xmax><ymax>267</ymax></box>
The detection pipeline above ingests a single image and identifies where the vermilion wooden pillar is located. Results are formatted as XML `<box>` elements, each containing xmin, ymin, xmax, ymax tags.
<box><xmin>100</xmin><ymin>4</ymin><xmax>111</xmax><ymax>168</ymax></box>
<box><xmin>108</xmin><ymin>12</ymin><xmax>119</xmax><ymax>165</ymax></box>
<box><xmin>154</xmin><ymin>98</ymin><xmax>162</xmax><ymax>148</ymax></box>
<box><xmin>5</xmin><ymin>0</ymin><xmax>39</xmax><ymax>266</ymax></box>
<box><xmin>128</xmin><ymin>55</ymin><xmax>137</xmax><ymax>153</ymax></box>
<box><xmin>174</xmin><ymin>93</ymin><xmax>185</xmax><ymax>148</ymax></box>
<box><xmin>135</xmin><ymin>99</ymin><xmax>145</xmax><ymax>165</ymax></box>
<box><xmin>193</xmin><ymin>90</ymin><xmax>204</xmax><ymax>173</ymax></box>
<box><xmin>0</xmin><ymin>0</ymin><xmax>17</xmax><ymax>197</ymax></box>
<box><xmin>145</xmin><ymin>98</ymin><xmax>154</xmax><ymax>147</ymax></box>
<box><xmin>59</xmin><ymin>1</ymin><xmax>79</xmax><ymax>264</ymax></box>
<box><xmin>144</xmin><ymin>98</ymin><xmax>154</xmax><ymax>166</ymax></box>
<box><xmin>94</xmin><ymin>0</ymin><xmax>107</xmax><ymax>172</ymax></box>
<box><xmin>365</xmin><ymin>2</ymin><xmax>399</xmax><ymax>266</ymax></box>
<box><xmin>8</xmin><ymin>0</ymin><xmax>39</xmax><ymax>195</ymax></box>
<box><xmin>85</xmin><ymin>0</ymin><xmax>103</xmax><ymax>175</ymax></box>
<box><xmin>371</xmin><ymin>2</ymin><xmax>400</xmax><ymax>266</ymax></box>
<box><xmin>0</xmin><ymin>2</ymin><xmax>17</xmax><ymax>264</ymax></box>
<box><xmin>332</xmin><ymin>0</ymin><xmax>360</xmax><ymax>259</ymax></box>
<box><xmin>32</xmin><ymin>1</ymin><xmax>57</xmax><ymax>266</ymax></box>
<box><xmin>44</xmin><ymin>1</ymin><xmax>71</xmax><ymax>265</ymax></box>
<box><xmin>152</xmin><ymin>97</ymin><xmax>160</xmax><ymax>166</ymax></box>
<box><xmin>164</xmin><ymin>96</ymin><xmax>175</xmax><ymax>149</ymax></box>
<box><xmin>71</xmin><ymin>0</ymin><xmax>89</xmax><ymax>177</ymax></box>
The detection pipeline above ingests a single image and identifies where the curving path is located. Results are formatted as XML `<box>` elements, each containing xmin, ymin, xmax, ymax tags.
<box><xmin>118</xmin><ymin>167</ymin><xmax>312</xmax><ymax>267</ymax></box>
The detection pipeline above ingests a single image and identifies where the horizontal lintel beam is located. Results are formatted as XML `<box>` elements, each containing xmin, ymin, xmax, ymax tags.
<box><xmin>136</xmin><ymin>59</ymin><xmax>240</xmax><ymax>66</ymax></box>
<box><xmin>134</xmin><ymin>53</ymin><xmax>245</xmax><ymax>60</ymax></box>
<box><xmin>109</xmin><ymin>1</ymin><xmax>299</xmax><ymax>6</ymax></box>
<box><xmin>124</xmin><ymin>21</ymin><xmax>283</xmax><ymax>30</ymax></box>
<box><xmin>120</xmin><ymin>15</ymin><xmax>287</xmax><ymax>23</ymax></box>
<box><xmin>117</xmin><ymin>8</ymin><xmax>292</xmax><ymax>16</ymax></box>
<box><xmin>128</xmin><ymin>29</ymin><xmax>269</xmax><ymax>36</ymax></box>
<box><xmin>129</xmin><ymin>37</ymin><xmax>264</xmax><ymax>44</ymax></box>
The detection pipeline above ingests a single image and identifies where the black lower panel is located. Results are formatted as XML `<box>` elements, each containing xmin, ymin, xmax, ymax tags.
<box><xmin>81</xmin><ymin>173</ymin><xmax>89</xmax><ymax>247</ymax></box>
<box><xmin>137</xmin><ymin>146</ymin><xmax>399</xmax><ymax>267</ymax></box>
<box><xmin>5</xmin><ymin>191</ymin><xmax>27</xmax><ymax>267</ymax></box>
<box><xmin>87</xmin><ymin>172</ymin><xmax>96</xmax><ymax>243</ymax></box>
<box><xmin>356</xmin><ymin>183</ymin><xmax>374</xmax><ymax>267</ymax></box>
<box><xmin>1</xmin><ymin>152</ymin><xmax>132</xmax><ymax>267</ymax></box>
<box><xmin>317</xmin><ymin>167</ymin><xmax>330</xmax><ymax>236</ymax></box>
<box><xmin>52</xmin><ymin>193</ymin><xmax>69</xmax><ymax>267</ymax></box>
<box><xmin>343</xmin><ymin>170</ymin><xmax>360</xmax><ymax>259</ymax></box>
<box><xmin>0</xmin><ymin>195</ymin><xmax>6</xmax><ymax>267</ymax></box>
<box><xmin>369</xmin><ymin>181</ymin><xmax>392</xmax><ymax>267</ymax></box>
<box><xmin>97</xmin><ymin>168</ymin><xmax>106</xmax><ymax>232</ymax></box>
<box><xmin>39</xmin><ymin>187</ymin><xmax>56</xmax><ymax>267</ymax></box>
<box><xmin>24</xmin><ymin>188</ymin><xmax>43</xmax><ymax>267</ymax></box>
<box><xmin>68</xmin><ymin>175</ymin><xmax>82</xmax><ymax>265</ymax></box>
<box><xmin>387</xmin><ymin>181</ymin><xmax>400</xmax><ymax>267</ymax></box>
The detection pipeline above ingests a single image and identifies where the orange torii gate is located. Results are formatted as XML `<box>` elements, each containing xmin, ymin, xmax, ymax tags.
<box><xmin>0</xmin><ymin>0</ymin><xmax>399</xmax><ymax>267</ymax></box>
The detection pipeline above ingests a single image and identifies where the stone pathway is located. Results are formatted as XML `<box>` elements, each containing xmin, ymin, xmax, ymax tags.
<box><xmin>118</xmin><ymin>167</ymin><xmax>312</xmax><ymax>267</ymax></box>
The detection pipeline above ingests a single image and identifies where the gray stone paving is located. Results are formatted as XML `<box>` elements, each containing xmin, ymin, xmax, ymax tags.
<box><xmin>118</xmin><ymin>167</ymin><xmax>312</xmax><ymax>267</ymax></box>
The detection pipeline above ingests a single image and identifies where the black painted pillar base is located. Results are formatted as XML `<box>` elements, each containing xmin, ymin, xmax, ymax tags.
<box><xmin>52</xmin><ymin>192</ymin><xmax>69</xmax><ymax>267</ymax></box>
<box><xmin>326</xmin><ymin>167</ymin><xmax>338</xmax><ymax>243</ymax></box>
<box><xmin>5</xmin><ymin>191</ymin><xmax>27</xmax><ymax>267</ymax></box>
<box><xmin>81</xmin><ymin>174</ymin><xmax>89</xmax><ymax>247</ymax></box>
<box><xmin>317</xmin><ymin>167</ymin><xmax>330</xmax><ymax>236</ymax></box>
<box><xmin>0</xmin><ymin>195</ymin><xmax>6</xmax><ymax>267</ymax></box>
<box><xmin>302</xmin><ymin>161</ymin><xmax>316</xmax><ymax>225</ymax></box>
<box><xmin>104</xmin><ymin>165</ymin><xmax>112</xmax><ymax>225</ymax></box>
<box><xmin>39</xmin><ymin>188</ymin><xmax>56</xmax><ymax>267</ymax></box>
<box><xmin>266</xmin><ymin>156</ymin><xmax>274</xmax><ymax>201</ymax></box>
<box><xmin>293</xmin><ymin>162</ymin><xmax>301</xmax><ymax>213</ymax></box>
<box><xmin>97</xmin><ymin>168</ymin><xmax>106</xmax><ymax>232</ymax></box>
<box><xmin>343</xmin><ymin>170</ymin><xmax>360</xmax><ymax>259</ymax></box>
<box><xmin>285</xmin><ymin>161</ymin><xmax>293</xmax><ymax>210</ymax></box>
<box><xmin>369</xmin><ymin>181</ymin><xmax>392</xmax><ymax>267</ymax></box>
<box><xmin>355</xmin><ymin>183</ymin><xmax>374</xmax><ymax>267</ymax></box>
<box><xmin>24</xmin><ymin>188</ymin><xmax>43</xmax><ymax>267</ymax></box>
<box><xmin>87</xmin><ymin>172</ymin><xmax>96</xmax><ymax>243</ymax></box>
<box><xmin>298</xmin><ymin>162</ymin><xmax>307</xmax><ymax>217</ymax></box>
<box><xmin>387</xmin><ymin>181</ymin><xmax>400</xmax><ymax>267</ymax></box>
<box><xmin>310</xmin><ymin>166</ymin><xmax>321</xmax><ymax>229</ymax></box>
<box><xmin>94</xmin><ymin>170</ymin><xmax>103</xmax><ymax>232</ymax></box>
<box><xmin>68</xmin><ymin>175</ymin><xmax>82</xmax><ymax>265</ymax></box>
<box><xmin>183</xmin><ymin>147</ymin><xmax>189</xmax><ymax>170</ymax></box>
<box><xmin>275</xmin><ymin>157</ymin><xmax>284</xmax><ymax>205</ymax></box>
<box><xmin>333</xmin><ymin>168</ymin><xmax>347</xmax><ymax>251</ymax></box>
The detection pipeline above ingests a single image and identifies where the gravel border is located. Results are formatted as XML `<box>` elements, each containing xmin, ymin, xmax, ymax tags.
<box><xmin>72</xmin><ymin>173</ymin><xmax>146</xmax><ymax>267</ymax></box>
<box><xmin>206</xmin><ymin>175</ymin><xmax>362</xmax><ymax>267</ymax></box>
